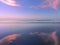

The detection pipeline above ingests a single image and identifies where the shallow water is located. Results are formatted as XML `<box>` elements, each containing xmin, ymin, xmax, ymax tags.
<box><xmin>0</xmin><ymin>23</ymin><xmax>59</xmax><ymax>36</ymax></box>
<box><xmin>0</xmin><ymin>23</ymin><xmax>60</xmax><ymax>45</ymax></box>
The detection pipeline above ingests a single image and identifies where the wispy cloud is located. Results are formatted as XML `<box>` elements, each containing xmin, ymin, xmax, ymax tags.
<box><xmin>30</xmin><ymin>0</ymin><xmax>59</xmax><ymax>10</ymax></box>
<box><xmin>0</xmin><ymin>0</ymin><xmax>20</xmax><ymax>6</ymax></box>
<box><xmin>39</xmin><ymin>0</ymin><xmax>59</xmax><ymax>10</ymax></box>
<box><xmin>29</xmin><ymin>5</ymin><xmax>37</xmax><ymax>9</ymax></box>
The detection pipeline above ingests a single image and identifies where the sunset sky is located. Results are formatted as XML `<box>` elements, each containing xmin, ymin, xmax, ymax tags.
<box><xmin>0</xmin><ymin>0</ymin><xmax>60</xmax><ymax>21</ymax></box>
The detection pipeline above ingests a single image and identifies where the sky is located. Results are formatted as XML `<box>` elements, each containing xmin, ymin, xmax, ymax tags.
<box><xmin>0</xmin><ymin>0</ymin><xmax>60</xmax><ymax>21</ymax></box>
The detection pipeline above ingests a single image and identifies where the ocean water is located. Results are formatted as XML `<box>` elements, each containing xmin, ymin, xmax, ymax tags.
<box><xmin>0</xmin><ymin>22</ymin><xmax>60</xmax><ymax>45</ymax></box>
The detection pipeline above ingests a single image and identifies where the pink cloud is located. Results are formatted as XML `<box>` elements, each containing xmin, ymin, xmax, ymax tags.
<box><xmin>39</xmin><ymin>0</ymin><xmax>59</xmax><ymax>10</ymax></box>
<box><xmin>30</xmin><ymin>0</ymin><xmax>59</xmax><ymax>10</ymax></box>
<box><xmin>29</xmin><ymin>6</ymin><xmax>35</xmax><ymax>9</ymax></box>
<box><xmin>0</xmin><ymin>0</ymin><xmax>20</xmax><ymax>6</ymax></box>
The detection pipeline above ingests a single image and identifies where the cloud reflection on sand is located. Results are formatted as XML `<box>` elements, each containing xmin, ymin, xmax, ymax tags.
<box><xmin>0</xmin><ymin>31</ymin><xmax>59</xmax><ymax>45</ymax></box>
<box><xmin>0</xmin><ymin>34</ymin><xmax>21</xmax><ymax>45</ymax></box>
